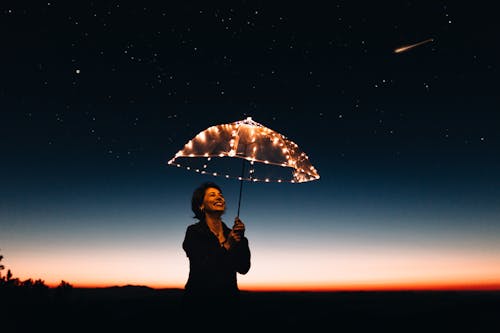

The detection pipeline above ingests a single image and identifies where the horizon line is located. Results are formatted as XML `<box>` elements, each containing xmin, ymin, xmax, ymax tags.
<box><xmin>49</xmin><ymin>283</ymin><xmax>500</xmax><ymax>292</ymax></box>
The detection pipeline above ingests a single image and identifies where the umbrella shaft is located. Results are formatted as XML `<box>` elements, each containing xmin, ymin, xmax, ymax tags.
<box><xmin>237</xmin><ymin>159</ymin><xmax>245</xmax><ymax>217</ymax></box>
<box><xmin>237</xmin><ymin>179</ymin><xmax>243</xmax><ymax>217</ymax></box>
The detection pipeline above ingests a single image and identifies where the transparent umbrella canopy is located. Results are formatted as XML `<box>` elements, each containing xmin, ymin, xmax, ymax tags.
<box><xmin>168</xmin><ymin>117</ymin><xmax>320</xmax><ymax>215</ymax></box>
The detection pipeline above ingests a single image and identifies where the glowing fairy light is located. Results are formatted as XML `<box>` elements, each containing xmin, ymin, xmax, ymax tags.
<box><xmin>167</xmin><ymin>117</ymin><xmax>320</xmax><ymax>183</ymax></box>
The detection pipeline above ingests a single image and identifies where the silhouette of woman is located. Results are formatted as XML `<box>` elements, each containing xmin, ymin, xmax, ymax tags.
<box><xmin>181</xmin><ymin>181</ymin><xmax>251</xmax><ymax>324</ymax></box>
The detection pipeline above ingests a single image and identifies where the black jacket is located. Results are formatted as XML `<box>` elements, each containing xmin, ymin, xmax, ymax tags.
<box><xmin>182</xmin><ymin>220</ymin><xmax>251</xmax><ymax>298</ymax></box>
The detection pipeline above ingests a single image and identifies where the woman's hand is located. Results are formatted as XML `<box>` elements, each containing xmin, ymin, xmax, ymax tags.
<box><xmin>226</xmin><ymin>217</ymin><xmax>245</xmax><ymax>247</ymax></box>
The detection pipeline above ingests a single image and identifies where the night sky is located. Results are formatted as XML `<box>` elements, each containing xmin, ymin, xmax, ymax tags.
<box><xmin>1</xmin><ymin>2</ymin><xmax>499</xmax><ymax>290</ymax></box>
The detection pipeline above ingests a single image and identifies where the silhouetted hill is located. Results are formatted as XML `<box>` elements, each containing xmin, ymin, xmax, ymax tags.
<box><xmin>70</xmin><ymin>284</ymin><xmax>162</xmax><ymax>300</ymax></box>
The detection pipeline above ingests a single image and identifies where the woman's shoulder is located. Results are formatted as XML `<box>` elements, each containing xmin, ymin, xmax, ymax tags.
<box><xmin>186</xmin><ymin>220</ymin><xmax>205</xmax><ymax>231</ymax></box>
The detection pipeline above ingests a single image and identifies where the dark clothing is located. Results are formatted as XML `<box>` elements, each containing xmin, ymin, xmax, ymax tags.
<box><xmin>181</xmin><ymin>220</ymin><xmax>251</xmax><ymax>319</ymax></box>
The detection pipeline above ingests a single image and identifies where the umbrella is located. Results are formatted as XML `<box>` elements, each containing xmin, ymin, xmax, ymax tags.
<box><xmin>168</xmin><ymin>117</ymin><xmax>320</xmax><ymax>216</ymax></box>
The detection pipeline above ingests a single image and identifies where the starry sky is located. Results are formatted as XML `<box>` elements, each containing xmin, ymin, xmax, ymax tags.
<box><xmin>1</xmin><ymin>1</ymin><xmax>499</xmax><ymax>290</ymax></box>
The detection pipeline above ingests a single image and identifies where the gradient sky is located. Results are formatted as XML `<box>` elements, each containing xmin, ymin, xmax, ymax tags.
<box><xmin>1</xmin><ymin>2</ymin><xmax>499</xmax><ymax>290</ymax></box>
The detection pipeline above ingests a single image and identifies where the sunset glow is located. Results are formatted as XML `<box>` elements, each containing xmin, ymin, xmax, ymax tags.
<box><xmin>5</xmin><ymin>235</ymin><xmax>500</xmax><ymax>291</ymax></box>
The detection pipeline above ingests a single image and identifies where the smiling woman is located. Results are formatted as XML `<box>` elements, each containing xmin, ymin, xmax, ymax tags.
<box><xmin>180</xmin><ymin>181</ymin><xmax>251</xmax><ymax>325</ymax></box>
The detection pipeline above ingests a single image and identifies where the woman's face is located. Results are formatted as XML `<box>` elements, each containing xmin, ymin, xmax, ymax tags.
<box><xmin>201</xmin><ymin>187</ymin><xmax>225</xmax><ymax>214</ymax></box>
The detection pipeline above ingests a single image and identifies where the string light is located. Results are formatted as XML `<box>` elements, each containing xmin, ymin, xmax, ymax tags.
<box><xmin>167</xmin><ymin>117</ymin><xmax>320</xmax><ymax>183</ymax></box>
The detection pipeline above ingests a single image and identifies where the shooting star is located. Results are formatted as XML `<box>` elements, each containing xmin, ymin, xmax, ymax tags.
<box><xmin>394</xmin><ymin>38</ymin><xmax>434</xmax><ymax>53</ymax></box>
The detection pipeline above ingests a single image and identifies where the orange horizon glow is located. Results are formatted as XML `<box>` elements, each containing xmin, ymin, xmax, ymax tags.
<box><xmin>43</xmin><ymin>281</ymin><xmax>500</xmax><ymax>292</ymax></box>
<box><xmin>7</xmin><ymin>243</ymin><xmax>500</xmax><ymax>293</ymax></box>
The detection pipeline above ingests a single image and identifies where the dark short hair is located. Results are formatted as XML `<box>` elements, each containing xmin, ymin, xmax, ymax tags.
<box><xmin>191</xmin><ymin>181</ymin><xmax>223</xmax><ymax>220</ymax></box>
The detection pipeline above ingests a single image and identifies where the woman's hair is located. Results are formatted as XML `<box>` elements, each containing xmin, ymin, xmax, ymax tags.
<box><xmin>191</xmin><ymin>181</ymin><xmax>223</xmax><ymax>220</ymax></box>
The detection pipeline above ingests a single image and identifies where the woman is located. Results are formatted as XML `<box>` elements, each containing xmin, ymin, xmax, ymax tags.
<box><xmin>181</xmin><ymin>181</ymin><xmax>251</xmax><ymax>321</ymax></box>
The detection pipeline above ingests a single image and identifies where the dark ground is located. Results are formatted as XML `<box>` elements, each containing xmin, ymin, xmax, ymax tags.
<box><xmin>3</xmin><ymin>287</ymin><xmax>499</xmax><ymax>332</ymax></box>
